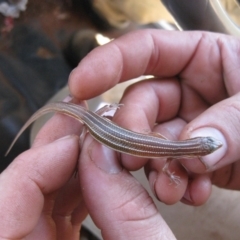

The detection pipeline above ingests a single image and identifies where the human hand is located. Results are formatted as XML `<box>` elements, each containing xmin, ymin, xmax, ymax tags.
<box><xmin>69</xmin><ymin>29</ymin><xmax>240</xmax><ymax>206</ymax></box>
<box><xmin>0</xmin><ymin>99</ymin><xmax>176</xmax><ymax>239</ymax></box>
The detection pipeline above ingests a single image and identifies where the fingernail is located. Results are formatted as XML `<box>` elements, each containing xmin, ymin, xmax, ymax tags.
<box><xmin>63</xmin><ymin>95</ymin><xmax>73</xmax><ymax>102</ymax></box>
<box><xmin>182</xmin><ymin>188</ymin><xmax>194</xmax><ymax>204</ymax></box>
<box><xmin>190</xmin><ymin>127</ymin><xmax>227</xmax><ymax>168</ymax></box>
<box><xmin>89</xmin><ymin>140</ymin><xmax>122</xmax><ymax>174</ymax></box>
<box><xmin>148</xmin><ymin>171</ymin><xmax>158</xmax><ymax>199</ymax></box>
<box><xmin>54</xmin><ymin>134</ymin><xmax>76</xmax><ymax>142</ymax></box>
<box><xmin>63</xmin><ymin>95</ymin><xmax>86</xmax><ymax>105</ymax></box>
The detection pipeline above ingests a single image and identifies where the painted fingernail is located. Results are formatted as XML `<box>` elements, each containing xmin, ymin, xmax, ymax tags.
<box><xmin>89</xmin><ymin>140</ymin><xmax>122</xmax><ymax>174</ymax></box>
<box><xmin>190</xmin><ymin>127</ymin><xmax>227</xmax><ymax>168</ymax></box>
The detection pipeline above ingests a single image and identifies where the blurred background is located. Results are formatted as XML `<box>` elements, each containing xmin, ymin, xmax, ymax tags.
<box><xmin>1</xmin><ymin>1</ymin><xmax>240</xmax><ymax>239</ymax></box>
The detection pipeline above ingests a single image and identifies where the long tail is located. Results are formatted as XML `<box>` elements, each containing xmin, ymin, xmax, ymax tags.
<box><xmin>5</xmin><ymin>103</ymin><xmax>61</xmax><ymax>156</ymax></box>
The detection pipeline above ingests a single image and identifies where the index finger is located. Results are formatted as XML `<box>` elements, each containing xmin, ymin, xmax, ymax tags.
<box><xmin>68</xmin><ymin>29</ymin><xmax>203</xmax><ymax>99</ymax></box>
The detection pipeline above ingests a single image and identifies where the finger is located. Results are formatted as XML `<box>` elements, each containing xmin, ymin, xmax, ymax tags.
<box><xmin>142</xmin><ymin>118</ymin><xmax>212</xmax><ymax>205</ymax></box>
<box><xmin>180</xmin><ymin>93</ymin><xmax>240</xmax><ymax>176</ymax></box>
<box><xmin>119</xmin><ymin>78</ymin><xmax>180</xmax><ymax>125</ymax></box>
<box><xmin>181</xmin><ymin>174</ymin><xmax>212</xmax><ymax>206</ymax></box>
<box><xmin>210</xmin><ymin>162</ymin><xmax>240</xmax><ymax>190</ymax></box>
<box><xmin>113</xmin><ymin>78</ymin><xmax>181</xmax><ymax>170</ymax></box>
<box><xmin>51</xmin><ymin>176</ymin><xmax>87</xmax><ymax>240</ymax></box>
<box><xmin>0</xmin><ymin>135</ymin><xmax>79</xmax><ymax>238</ymax></box>
<box><xmin>144</xmin><ymin>119</ymin><xmax>189</xmax><ymax>204</ymax></box>
<box><xmin>146</xmin><ymin>159</ymin><xmax>187</xmax><ymax>205</ymax></box>
<box><xmin>69</xmin><ymin>29</ymin><xmax>205</xmax><ymax>99</ymax></box>
<box><xmin>110</xmin><ymin>79</ymin><xmax>188</xmax><ymax>203</ymax></box>
<box><xmin>79</xmin><ymin>135</ymin><xmax>176</xmax><ymax>240</ymax></box>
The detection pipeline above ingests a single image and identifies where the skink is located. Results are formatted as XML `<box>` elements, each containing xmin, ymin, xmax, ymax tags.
<box><xmin>6</xmin><ymin>101</ymin><xmax>222</xmax><ymax>182</ymax></box>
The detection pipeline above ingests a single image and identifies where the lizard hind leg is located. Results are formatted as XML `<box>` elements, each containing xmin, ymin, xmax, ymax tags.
<box><xmin>95</xmin><ymin>103</ymin><xmax>124</xmax><ymax>116</ymax></box>
<box><xmin>147</xmin><ymin>131</ymin><xmax>168</xmax><ymax>140</ymax></box>
<box><xmin>162</xmin><ymin>158</ymin><xmax>181</xmax><ymax>185</ymax></box>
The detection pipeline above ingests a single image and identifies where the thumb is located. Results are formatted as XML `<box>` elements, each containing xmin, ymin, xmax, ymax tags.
<box><xmin>79</xmin><ymin>135</ymin><xmax>176</xmax><ymax>240</ymax></box>
<box><xmin>180</xmin><ymin>93</ymin><xmax>240</xmax><ymax>188</ymax></box>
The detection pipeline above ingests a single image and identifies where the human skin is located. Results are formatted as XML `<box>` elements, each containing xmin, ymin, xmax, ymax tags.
<box><xmin>69</xmin><ymin>29</ymin><xmax>240</xmax><ymax>204</ymax></box>
<box><xmin>1</xmin><ymin>29</ymin><xmax>240</xmax><ymax>239</ymax></box>
<box><xmin>0</xmin><ymin>102</ymin><xmax>176</xmax><ymax>239</ymax></box>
